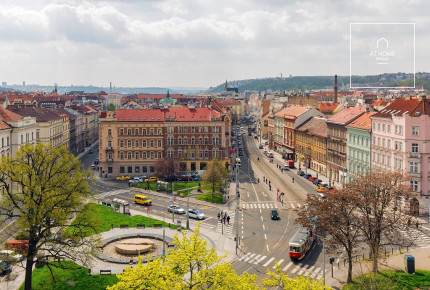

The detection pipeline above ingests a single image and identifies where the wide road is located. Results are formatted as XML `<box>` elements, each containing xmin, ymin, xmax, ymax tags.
<box><xmin>231</xmin><ymin>126</ymin><xmax>328</xmax><ymax>282</ymax></box>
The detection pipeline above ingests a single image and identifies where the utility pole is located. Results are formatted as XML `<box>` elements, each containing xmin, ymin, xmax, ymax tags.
<box><xmin>186</xmin><ymin>178</ymin><xmax>190</xmax><ymax>229</ymax></box>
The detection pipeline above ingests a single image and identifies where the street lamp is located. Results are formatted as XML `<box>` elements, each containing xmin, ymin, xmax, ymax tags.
<box><xmin>316</xmin><ymin>234</ymin><xmax>326</xmax><ymax>286</ymax></box>
<box><xmin>186</xmin><ymin>177</ymin><xmax>190</xmax><ymax>229</ymax></box>
<box><xmin>235</xmin><ymin>163</ymin><xmax>240</xmax><ymax>255</ymax></box>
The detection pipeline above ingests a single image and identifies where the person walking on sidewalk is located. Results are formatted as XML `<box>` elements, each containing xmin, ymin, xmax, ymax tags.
<box><xmin>292</xmin><ymin>177</ymin><xmax>295</xmax><ymax>183</ymax></box>
<box><xmin>416</xmin><ymin>221</ymin><xmax>419</xmax><ymax>229</ymax></box>
<box><xmin>227</xmin><ymin>216</ymin><xmax>230</xmax><ymax>225</ymax></box>
<box><xmin>217</xmin><ymin>212</ymin><xmax>221</xmax><ymax>221</ymax></box>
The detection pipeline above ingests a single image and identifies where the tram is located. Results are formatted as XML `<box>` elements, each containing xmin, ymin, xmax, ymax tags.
<box><xmin>288</xmin><ymin>227</ymin><xmax>316</xmax><ymax>260</ymax></box>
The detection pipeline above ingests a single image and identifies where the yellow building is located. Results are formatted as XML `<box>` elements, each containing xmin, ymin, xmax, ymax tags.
<box><xmin>295</xmin><ymin>117</ymin><xmax>328</xmax><ymax>175</ymax></box>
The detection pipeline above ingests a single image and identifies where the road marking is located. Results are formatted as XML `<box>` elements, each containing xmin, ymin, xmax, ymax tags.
<box><xmin>239</xmin><ymin>253</ymin><xmax>251</xmax><ymax>261</ymax></box>
<box><xmin>254</xmin><ymin>255</ymin><xmax>266</xmax><ymax>265</ymax></box>
<box><xmin>244</xmin><ymin>253</ymin><xmax>255</xmax><ymax>262</ymax></box>
<box><xmin>261</xmin><ymin>216</ymin><xmax>263</xmax><ymax>222</ymax></box>
<box><xmin>264</xmin><ymin>234</ymin><xmax>267</xmax><ymax>240</ymax></box>
<box><xmin>266</xmin><ymin>244</ymin><xmax>269</xmax><ymax>251</ymax></box>
<box><xmin>263</xmin><ymin>257</ymin><xmax>275</xmax><ymax>267</ymax></box>
<box><xmin>265</xmin><ymin>203</ymin><xmax>269</xmax><ymax>208</ymax></box>
<box><xmin>258</xmin><ymin>204</ymin><xmax>261</xmax><ymax>209</ymax></box>
<box><xmin>298</xmin><ymin>268</ymin><xmax>305</xmax><ymax>275</ymax></box>
<box><xmin>291</xmin><ymin>266</ymin><xmax>299</xmax><ymax>274</ymax></box>
<box><xmin>262</xmin><ymin>224</ymin><xmax>265</xmax><ymax>230</ymax></box>
<box><xmin>273</xmin><ymin>259</ymin><xmax>284</xmax><ymax>268</ymax></box>
<box><xmin>259</xmin><ymin>209</ymin><xmax>262</xmax><ymax>214</ymax></box>
<box><xmin>290</xmin><ymin>203</ymin><xmax>295</xmax><ymax>209</ymax></box>
<box><xmin>283</xmin><ymin>262</ymin><xmax>293</xmax><ymax>271</ymax></box>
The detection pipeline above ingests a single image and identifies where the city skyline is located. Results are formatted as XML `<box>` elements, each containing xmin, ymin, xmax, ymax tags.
<box><xmin>0</xmin><ymin>0</ymin><xmax>429</xmax><ymax>88</ymax></box>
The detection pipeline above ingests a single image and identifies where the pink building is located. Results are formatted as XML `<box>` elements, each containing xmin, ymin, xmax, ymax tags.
<box><xmin>371</xmin><ymin>95</ymin><xmax>430</xmax><ymax>216</ymax></box>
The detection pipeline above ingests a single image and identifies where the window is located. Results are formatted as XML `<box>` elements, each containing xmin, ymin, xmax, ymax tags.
<box><xmin>120</xmin><ymin>167</ymin><xmax>125</xmax><ymax>173</ymax></box>
<box><xmin>213</xmin><ymin>149</ymin><xmax>219</xmax><ymax>158</ymax></box>
<box><xmin>150</xmin><ymin>129</ymin><xmax>154</xmax><ymax>135</ymax></box>
<box><xmin>378</xmin><ymin>123</ymin><xmax>380</xmax><ymax>131</ymax></box>
<box><xmin>128</xmin><ymin>153</ymin><xmax>132</xmax><ymax>159</ymax></box>
<box><xmin>135</xmin><ymin>140</ymin><xmax>139</xmax><ymax>147</ymax></box>
<box><xmin>409</xmin><ymin>161</ymin><xmax>419</xmax><ymax>173</ymax></box>
<box><xmin>135</xmin><ymin>129</ymin><xmax>139</xmax><ymax>135</ymax></box>
<box><xmin>128</xmin><ymin>140</ymin><xmax>132</xmax><ymax>147</ymax></box>
<box><xmin>143</xmin><ymin>166</ymin><xmax>148</xmax><ymax>173</ymax></box>
<box><xmin>108</xmin><ymin>129</ymin><xmax>112</xmax><ymax>136</ymax></box>
<box><xmin>143</xmin><ymin>140</ymin><xmax>147</xmax><ymax>147</ymax></box>
<box><xmin>191</xmin><ymin>127</ymin><xmax>195</xmax><ymax>133</ymax></box>
<box><xmin>158</xmin><ymin>152</ymin><xmax>162</xmax><ymax>158</ymax></box>
<box><xmin>108</xmin><ymin>167</ymin><xmax>113</xmax><ymax>173</ymax></box>
<box><xmin>382</xmin><ymin>138</ymin><xmax>385</xmax><ymax>147</ymax></box>
<box><xmin>127</xmin><ymin>129</ymin><xmax>131</xmax><ymax>136</ymax></box>
<box><xmin>167</xmin><ymin>127</ymin><xmax>174</xmax><ymax>134</ymax></box>
<box><xmin>158</xmin><ymin>140</ymin><xmax>162</xmax><ymax>147</ymax></box>
<box><xmin>143</xmin><ymin>129</ymin><xmax>146</xmax><ymax>136</ymax></box>
<box><xmin>150</xmin><ymin>140</ymin><xmax>154</xmax><ymax>147</ymax></box>
<box><xmin>158</xmin><ymin>129</ymin><xmax>162</xmax><ymax>135</ymax></box>
<box><xmin>167</xmin><ymin>137</ymin><xmax>174</xmax><ymax>146</ymax></box>
<box><xmin>382</xmin><ymin>124</ymin><xmax>385</xmax><ymax>132</ymax></box>
<box><xmin>108</xmin><ymin>153</ymin><xmax>112</xmax><ymax>160</ymax></box>
<box><xmin>120</xmin><ymin>152</ymin><xmax>124</xmax><ymax>159</ymax></box>
<box><xmin>387</xmin><ymin>125</ymin><xmax>391</xmax><ymax>133</ymax></box>
<box><xmin>135</xmin><ymin>166</ymin><xmax>140</xmax><ymax>173</ymax></box>
<box><xmin>204</xmin><ymin>127</ymin><xmax>208</xmax><ymax>133</ymax></box>
<box><xmin>128</xmin><ymin>166</ymin><xmax>132</xmax><ymax>173</ymax></box>
<box><xmin>191</xmin><ymin>137</ymin><xmax>195</xmax><ymax>145</ymax></box>
<box><xmin>412</xmin><ymin>143</ymin><xmax>419</xmax><ymax>153</ymax></box>
<box><xmin>150</xmin><ymin>152</ymin><xmax>154</xmax><ymax>159</ymax></box>
<box><xmin>205</xmin><ymin>137</ymin><xmax>208</xmax><ymax>145</ymax></box>
<box><xmin>167</xmin><ymin>150</ymin><xmax>174</xmax><ymax>158</ymax></box>
<box><xmin>412</xmin><ymin>126</ymin><xmax>419</xmax><ymax>136</ymax></box>
<box><xmin>213</xmin><ymin>126</ymin><xmax>219</xmax><ymax>133</ymax></box>
<box><xmin>199</xmin><ymin>127</ymin><xmax>203</xmax><ymax>133</ymax></box>
<box><xmin>199</xmin><ymin>137</ymin><xmax>203</xmax><ymax>145</ymax></box>
<box><xmin>377</xmin><ymin>137</ymin><xmax>380</xmax><ymax>146</ymax></box>
<box><xmin>183</xmin><ymin>127</ymin><xmax>187</xmax><ymax>133</ymax></box>
<box><xmin>410</xmin><ymin>180</ymin><xmax>419</xmax><ymax>192</ymax></box>
<box><xmin>184</xmin><ymin>137</ymin><xmax>188</xmax><ymax>145</ymax></box>
<box><xmin>178</xmin><ymin>127</ymin><xmax>182</xmax><ymax>133</ymax></box>
<box><xmin>120</xmin><ymin>129</ymin><xmax>124</xmax><ymax>136</ymax></box>
<box><xmin>150</xmin><ymin>166</ymin><xmax>154</xmax><ymax>173</ymax></box>
<box><xmin>395</xmin><ymin>125</ymin><xmax>403</xmax><ymax>135</ymax></box>
<box><xmin>135</xmin><ymin>152</ymin><xmax>139</xmax><ymax>159</ymax></box>
<box><xmin>143</xmin><ymin>152</ymin><xmax>147</xmax><ymax>159</ymax></box>
<box><xmin>387</xmin><ymin>139</ymin><xmax>391</xmax><ymax>149</ymax></box>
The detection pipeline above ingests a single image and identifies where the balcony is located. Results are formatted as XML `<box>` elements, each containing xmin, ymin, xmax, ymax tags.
<box><xmin>107</xmin><ymin>158</ymin><xmax>114</xmax><ymax>162</ymax></box>
<box><xmin>408</xmin><ymin>152</ymin><xmax>421</xmax><ymax>159</ymax></box>
<box><xmin>106</xmin><ymin>146</ymin><xmax>113</xmax><ymax>151</ymax></box>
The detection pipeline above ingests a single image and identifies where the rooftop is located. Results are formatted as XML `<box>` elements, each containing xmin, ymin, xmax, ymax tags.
<box><xmin>327</xmin><ymin>106</ymin><xmax>367</xmax><ymax>125</ymax></box>
<box><xmin>347</xmin><ymin>112</ymin><xmax>377</xmax><ymax>130</ymax></box>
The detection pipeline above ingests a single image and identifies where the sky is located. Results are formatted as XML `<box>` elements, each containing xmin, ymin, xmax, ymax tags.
<box><xmin>0</xmin><ymin>0</ymin><xmax>428</xmax><ymax>88</ymax></box>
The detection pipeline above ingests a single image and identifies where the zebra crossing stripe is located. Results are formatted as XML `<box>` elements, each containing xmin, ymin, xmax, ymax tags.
<box><xmin>273</xmin><ymin>259</ymin><xmax>284</xmax><ymax>268</ymax></box>
<box><xmin>282</xmin><ymin>262</ymin><xmax>293</xmax><ymax>271</ymax></box>
<box><xmin>258</xmin><ymin>204</ymin><xmax>261</xmax><ymax>209</ymax></box>
<box><xmin>298</xmin><ymin>268</ymin><xmax>305</xmax><ymax>275</ymax></box>
<box><xmin>291</xmin><ymin>266</ymin><xmax>299</xmax><ymax>274</ymax></box>
<box><xmin>239</xmin><ymin>253</ymin><xmax>251</xmax><ymax>261</ymax></box>
<box><xmin>290</xmin><ymin>203</ymin><xmax>295</xmax><ymax>209</ymax></box>
<box><xmin>263</xmin><ymin>257</ymin><xmax>275</xmax><ymax>267</ymax></box>
<box><xmin>254</xmin><ymin>255</ymin><xmax>266</xmax><ymax>265</ymax></box>
<box><xmin>253</xmin><ymin>255</ymin><xmax>261</xmax><ymax>263</ymax></box>
<box><xmin>244</xmin><ymin>253</ymin><xmax>255</xmax><ymax>262</ymax></box>
<box><xmin>316</xmin><ymin>274</ymin><xmax>323</xmax><ymax>280</ymax></box>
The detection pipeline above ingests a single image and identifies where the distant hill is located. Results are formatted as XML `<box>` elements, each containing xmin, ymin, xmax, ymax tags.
<box><xmin>208</xmin><ymin>74</ymin><xmax>428</xmax><ymax>93</ymax></box>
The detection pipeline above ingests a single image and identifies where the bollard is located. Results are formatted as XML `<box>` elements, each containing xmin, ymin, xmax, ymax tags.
<box><xmin>338</xmin><ymin>261</ymin><xmax>340</xmax><ymax>269</ymax></box>
<box><xmin>111</xmin><ymin>224</ymin><xmax>114</xmax><ymax>229</ymax></box>
<box><xmin>88</xmin><ymin>269</ymin><xmax>91</xmax><ymax>275</ymax></box>
<box><xmin>344</xmin><ymin>258</ymin><xmax>346</xmax><ymax>267</ymax></box>
<box><xmin>385</xmin><ymin>248</ymin><xmax>387</xmax><ymax>256</ymax></box>
<box><xmin>362</xmin><ymin>253</ymin><xmax>364</xmax><ymax>259</ymax></box>
<box><xmin>399</xmin><ymin>247</ymin><xmax>401</xmax><ymax>253</ymax></box>
<box><xmin>407</xmin><ymin>246</ymin><xmax>409</xmax><ymax>252</ymax></box>
<box><xmin>392</xmin><ymin>248</ymin><xmax>394</xmax><ymax>254</ymax></box>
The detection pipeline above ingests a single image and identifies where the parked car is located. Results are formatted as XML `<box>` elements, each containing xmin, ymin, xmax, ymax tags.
<box><xmin>259</xmin><ymin>144</ymin><xmax>264</xmax><ymax>149</ymax></box>
<box><xmin>304</xmin><ymin>174</ymin><xmax>312</xmax><ymax>179</ymax></box>
<box><xmin>312</xmin><ymin>179</ymin><xmax>323</xmax><ymax>185</ymax></box>
<box><xmin>283</xmin><ymin>164</ymin><xmax>290</xmax><ymax>171</ymax></box>
<box><xmin>297</xmin><ymin>170</ymin><xmax>305</xmax><ymax>176</ymax></box>
<box><xmin>308</xmin><ymin>176</ymin><xmax>317</xmax><ymax>182</ymax></box>
<box><xmin>316</xmin><ymin>192</ymin><xmax>326</xmax><ymax>200</ymax></box>
<box><xmin>144</xmin><ymin>177</ymin><xmax>159</xmax><ymax>183</ymax></box>
<box><xmin>90</xmin><ymin>164</ymin><xmax>96</xmax><ymax>170</ymax></box>
<box><xmin>129</xmin><ymin>177</ymin><xmax>143</xmax><ymax>184</ymax></box>
<box><xmin>168</xmin><ymin>204</ymin><xmax>186</xmax><ymax>214</ymax></box>
<box><xmin>188</xmin><ymin>209</ymin><xmax>205</xmax><ymax>220</ymax></box>
<box><xmin>0</xmin><ymin>261</ymin><xmax>11</xmax><ymax>275</ymax></box>
<box><xmin>316</xmin><ymin>186</ymin><xmax>328</xmax><ymax>193</ymax></box>
<box><xmin>0</xmin><ymin>250</ymin><xmax>23</xmax><ymax>262</ymax></box>
<box><xmin>94</xmin><ymin>158</ymin><xmax>99</xmax><ymax>165</ymax></box>
<box><xmin>178</xmin><ymin>175</ymin><xmax>193</xmax><ymax>182</ymax></box>
<box><xmin>254</xmin><ymin>136</ymin><xmax>258</xmax><ymax>139</ymax></box>
<box><xmin>270</xmin><ymin>209</ymin><xmax>280</xmax><ymax>220</ymax></box>
<box><xmin>88</xmin><ymin>149</ymin><xmax>93</xmax><ymax>154</ymax></box>
<box><xmin>116</xmin><ymin>176</ymin><xmax>131</xmax><ymax>181</ymax></box>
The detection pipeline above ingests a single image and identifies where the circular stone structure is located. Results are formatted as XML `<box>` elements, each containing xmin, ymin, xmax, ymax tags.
<box><xmin>115</xmin><ymin>238</ymin><xmax>154</xmax><ymax>255</ymax></box>
<box><xmin>94</xmin><ymin>233</ymin><xmax>175</xmax><ymax>264</ymax></box>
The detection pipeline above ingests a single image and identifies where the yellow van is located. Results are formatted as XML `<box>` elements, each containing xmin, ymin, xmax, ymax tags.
<box><xmin>134</xmin><ymin>194</ymin><xmax>152</xmax><ymax>206</ymax></box>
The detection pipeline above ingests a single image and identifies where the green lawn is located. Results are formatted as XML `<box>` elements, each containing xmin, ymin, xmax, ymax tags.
<box><xmin>196</xmin><ymin>192</ymin><xmax>223</xmax><ymax>204</ymax></box>
<box><xmin>69</xmin><ymin>203</ymin><xmax>177</xmax><ymax>237</ymax></box>
<box><xmin>343</xmin><ymin>269</ymin><xmax>430</xmax><ymax>290</ymax></box>
<box><xmin>19</xmin><ymin>261</ymin><xmax>118</xmax><ymax>290</ymax></box>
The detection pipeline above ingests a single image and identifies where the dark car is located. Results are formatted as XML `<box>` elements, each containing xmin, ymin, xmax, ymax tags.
<box><xmin>0</xmin><ymin>261</ymin><xmax>11</xmax><ymax>274</ymax></box>
<box><xmin>304</xmin><ymin>174</ymin><xmax>312</xmax><ymax>179</ymax></box>
<box><xmin>89</xmin><ymin>149</ymin><xmax>94</xmax><ymax>154</ymax></box>
<box><xmin>297</xmin><ymin>170</ymin><xmax>305</xmax><ymax>176</ymax></box>
<box><xmin>178</xmin><ymin>175</ymin><xmax>194</xmax><ymax>182</ymax></box>
<box><xmin>270</xmin><ymin>209</ymin><xmax>279</xmax><ymax>220</ymax></box>
<box><xmin>259</xmin><ymin>144</ymin><xmax>264</xmax><ymax>149</ymax></box>
<box><xmin>313</xmin><ymin>179</ymin><xmax>322</xmax><ymax>185</ymax></box>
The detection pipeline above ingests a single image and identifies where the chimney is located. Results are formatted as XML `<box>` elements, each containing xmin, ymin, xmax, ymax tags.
<box><xmin>405</xmin><ymin>96</ymin><xmax>411</xmax><ymax>100</ymax></box>
<box><xmin>334</xmin><ymin>75</ymin><xmax>338</xmax><ymax>103</ymax></box>
<box><xmin>418</xmin><ymin>94</ymin><xmax>426</xmax><ymax>101</ymax></box>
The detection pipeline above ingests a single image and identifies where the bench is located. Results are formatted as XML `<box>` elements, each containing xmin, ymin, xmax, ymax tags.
<box><xmin>119</xmin><ymin>224</ymin><xmax>129</xmax><ymax>229</ymax></box>
<box><xmin>136</xmin><ymin>224</ymin><xmax>146</xmax><ymax>229</ymax></box>
<box><xmin>100</xmin><ymin>270</ymin><xmax>112</xmax><ymax>275</ymax></box>
<box><xmin>153</xmin><ymin>224</ymin><xmax>162</xmax><ymax>228</ymax></box>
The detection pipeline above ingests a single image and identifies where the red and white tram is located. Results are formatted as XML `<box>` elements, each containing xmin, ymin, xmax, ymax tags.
<box><xmin>289</xmin><ymin>227</ymin><xmax>316</xmax><ymax>260</ymax></box>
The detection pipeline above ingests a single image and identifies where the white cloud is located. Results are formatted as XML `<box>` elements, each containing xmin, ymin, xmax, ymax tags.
<box><xmin>0</xmin><ymin>0</ymin><xmax>429</xmax><ymax>87</ymax></box>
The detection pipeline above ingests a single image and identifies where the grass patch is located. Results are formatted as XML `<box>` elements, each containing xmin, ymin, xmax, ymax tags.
<box><xmin>196</xmin><ymin>192</ymin><xmax>223</xmax><ymax>204</ymax></box>
<box><xmin>343</xmin><ymin>269</ymin><xmax>430</xmax><ymax>290</ymax></box>
<box><xmin>173</xmin><ymin>181</ymin><xmax>199</xmax><ymax>191</ymax></box>
<box><xmin>19</xmin><ymin>261</ymin><xmax>118</xmax><ymax>290</ymax></box>
<box><xmin>68</xmin><ymin>203</ymin><xmax>176</xmax><ymax>237</ymax></box>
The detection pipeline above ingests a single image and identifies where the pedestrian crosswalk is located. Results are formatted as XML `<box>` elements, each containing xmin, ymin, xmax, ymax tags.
<box><xmin>241</xmin><ymin>201</ymin><xmax>302</xmax><ymax>210</ymax></box>
<box><xmin>98</xmin><ymin>189</ymin><xmax>129</xmax><ymax>199</ymax></box>
<box><xmin>398</xmin><ymin>225</ymin><xmax>430</xmax><ymax>248</ymax></box>
<box><xmin>216</xmin><ymin>210</ymin><xmax>235</xmax><ymax>237</ymax></box>
<box><xmin>238</xmin><ymin>252</ymin><xmax>323</xmax><ymax>279</ymax></box>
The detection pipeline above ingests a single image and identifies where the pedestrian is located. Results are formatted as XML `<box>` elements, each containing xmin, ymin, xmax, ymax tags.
<box><xmin>269</xmin><ymin>180</ymin><xmax>271</xmax><ymax>185</ymax></box>
<box><xmin>269</xmin><ymin>184</ymin><xmax>271</xmax><ymax>190</ymax></box>
<box><xmin>281</xmin><ymin>168</ymin><xmax>284</xmax><ymax>173</ymax></box>
<box><xmin>223</xmin><ymin>214</ymin><xmax>227</xmax><ymax>224</ymax></box>
<box><xmin>408</xmin><ymin>218</ymin><xmax>411</xmax><ymax>227</ymax></box>
<box><xmin>416</xmin><ymin>221</ymin><xmax>419</xmax><ymax>229</ymax></box>
<box><xmin>292</xmin><ymin>177</ymin><xmax>295</xmax><ymax>183</ymax></box>
<box><xmin>217</xmin><ymin>212</ymin><xmax>221</xmax><ymax>221</ymax></box>
<box><xmin>227</xmin><ymin>216</ymin><xmax>230</xmax><ymax>224</ymax></box>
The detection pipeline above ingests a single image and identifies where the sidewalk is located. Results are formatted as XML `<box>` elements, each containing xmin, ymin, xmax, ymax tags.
<box><xmin>325</xmin><ymin>247</ymin><xmax>430</xmax><ymax>289</ymax></box>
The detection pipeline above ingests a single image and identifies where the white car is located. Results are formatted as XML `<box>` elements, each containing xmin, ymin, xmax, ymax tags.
<box><xmin>188</xmin><ymin>209</ymin><xmax>205</xmax><ymax>220</ymax></box>
<box><xmin>168</xmin><ymin>204</ymin><xmax>186</xmax><ymax>214</ymax></box>
<box><xmin>0</xmin><ymin>250</ymin><xmax>23</xmax><ymax>261</ymax></box>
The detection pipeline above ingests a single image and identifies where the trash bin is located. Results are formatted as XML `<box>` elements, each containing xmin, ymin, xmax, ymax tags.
<box><xmin>404</xmin><ymin>255</ymin><xmax>415</xmax><ymax>274</ymax></box>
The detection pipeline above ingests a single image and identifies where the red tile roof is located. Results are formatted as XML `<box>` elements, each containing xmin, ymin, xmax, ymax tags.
<box><xmin>164</xmin><ymin>107</ymin><xmax>220</xmax><ymax>121</ymax></box>
<box><xmin>114</xmin><ymin>109</ymin><xmax>165</xmax><ymax>122</ymax></box>
<box><xmin>372</xmin><ymin>97</ymin><xmax>425</xmax><ymax>119</ymax></box>
<box><xmin>0</xmin><ymin>108</ymin><xmax>24</xmax><ymax>121</ymax></box>
<box><xmin>347</xmin><ymin>112</ymin><xmax>377</xmax><ymax>130</ymax></box>
<box><xmin>216</xmin><ymin>99</ymin><xmax>240</xmax><ymax>106</ymax></box>
<box><xmin>318</xmin><ymin>103</ymin><xmax>339</xmax><ymax>113</ymax></box>
<box><xmin>327</xmin><ymin>106</ymin><xmax>366</xmax><ymax>124</ymax></box>
<box><xmin>371</xmin><ymin>100</ymin><xmax>388</xmax><ymax>106</ymax></box>
<box><xmin>274</xmin><ymin>106</ymin><xmax>310</xmax><ymax>118</ymax></box>
<box><xmin>8</xmin><ymin>107</ymin><xmax>63</xmax><ymax>122</ymax></box>
<box><xmin>296</xmin><ymin>117</ymin><xmax>328</xmax><ymax>138</ymax></box>
<box><xmin>136</xmin><ymin>94</ymin><xmax>184</xmax><ymax>100</ymax></box>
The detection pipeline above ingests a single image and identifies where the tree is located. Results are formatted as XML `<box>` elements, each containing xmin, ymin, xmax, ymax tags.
<box><xmin>108</xmin><ymin>224</ymin><xmax>258</xmax><ymax>289</ymax></box>
<box><xmin>107</xmin><ymin>103</ymin><xmax>116</xmax><ymax>111</ymax></box>
<box><xmin>263</xmin><ymin>262</ymin><xmax>330</xmax><ymax>289</ymax></box>
<box><xmin>154</xmin><ymin>158</ymin><xmax>177</xmax><ymax>182</ymax></box>
<box><xmin>351</xmin><ymin>171</ymin><xmax>412</xmax><ymax>273</ymax></box>
<box><xmin>296</xmin><ymin>189</ymin><xmax>361</xmax><ymax>283</ymax></box>
<box><xmin>202</xmin><ymin>158</ymin><xmax>229</xmax><ymax>193</ymax></box>
<box><xmin>0</xmin><ymin>144</ymin><xmax>97</xmax><ymax>290</ymax></box>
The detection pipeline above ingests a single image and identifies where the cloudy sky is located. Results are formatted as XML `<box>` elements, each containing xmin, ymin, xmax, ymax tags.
<box><xmin>0</xmin><ymin>0</ymin><xmax>428</xmax><ymax>88</ymax></box>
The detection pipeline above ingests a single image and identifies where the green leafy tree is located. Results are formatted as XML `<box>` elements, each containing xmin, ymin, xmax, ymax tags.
<box><xmin>108</xmin><ymin>224</ymin><xmax>258</xmax><ymax>289</ymax></box>
<box><xmin>107</xmin><ymin>103</ymin><xmax>116</xmax><ymax>111</ymax></box>
<box><xmin>202</xmin><ymin>158</ymin><xmax>229</xmax><ymax>193</ymax></box>
<box><xmin>263</xmin><ymin>262</ymin><xmax>331</xmax><ymax>289</ymax></box>
<box><xmin>0</xmin><ymin>144</ymin><xmax>98</xmax><ymax>290</ymax></box>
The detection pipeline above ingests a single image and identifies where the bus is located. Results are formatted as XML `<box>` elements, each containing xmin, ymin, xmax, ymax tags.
<box><xmin>289</xmin><ymin>227</ymin><xmax>316</xmax><ymax>260</ymax></box>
